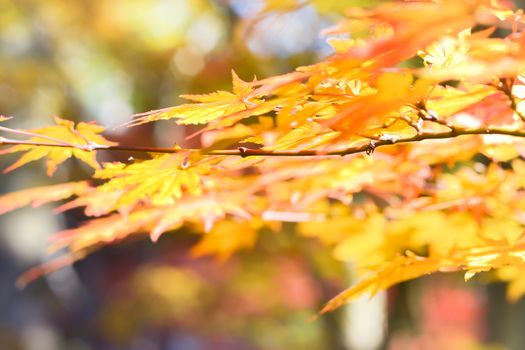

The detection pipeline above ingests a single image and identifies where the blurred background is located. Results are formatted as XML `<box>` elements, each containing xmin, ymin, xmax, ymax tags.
<box><xmin>0</xmin><ymin>0</ymin><xmax>522</xmax><ymax>349</ymax></box>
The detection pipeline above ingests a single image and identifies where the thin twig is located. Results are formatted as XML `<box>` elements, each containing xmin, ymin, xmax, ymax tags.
<box><xmin>0</xmin><ymin>125</ymin><xmax>78</xmax><ymax>147</ymax></box>
<box><xmin>415</xmin><ymin>102</ymin><xmax>457</xmax><ymax>132</ymax></box>
<box><xmin>496</xmin><ymin>77</ymin><xmax>525</xmax><ymax>122</ymax></box>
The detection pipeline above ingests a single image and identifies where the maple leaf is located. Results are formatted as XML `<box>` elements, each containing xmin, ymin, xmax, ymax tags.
<box><xmin>426</xmin><ymin>84</ymin><xmax>495</xmax><ymax>118</ymax></box>
<box><xmin>317</xmin><ymin>230</ymin><xmax>525</xmax><ymax>314</ymax></box>
<box><xmin>50</xmin><ymin>208</ymin><xmax>164</xmax><ymax>253</ymax></box>
<box><xmin>460</xmin><ymin>237</ymin><xmax>525</xmax><ymax>281</ymax></box>
<box><xmin>129</xmin><ymin>71</ymin><xmax>259</xmax><ymax>126</ymax></box>
<box><xmin>200</xmin><ymin>124</ymin><xmax>255</xmax><ymax>149</ymax></box>
<box><xmin>268</xmin><ymin>122</ymin><xmax>339</xmax><ymax>151</ymax></box>
<box><xmin>128</xmin><ymin>70</ymin><xmax>307</xmax><ymax>135</ymax></box>
<box><xmin>55</xmin><ymin>189</ymin><xmax>124</xmax><ymax>217</ymax></box>
<box><xmin>94</xmin><ymin>153</ymin><xmax>210</xmax><ymax>207</ymax></box>
<box><xmin>418</xmin><ymin>28</ymin><xmax>472</xmax><ymax>69</ymax></box>
<box><xmin>48</xmin><ymin>195</ymin><xmax>252</xmax><ymax>256</ymax></box>
<box><xmin>319</xmin><ymin>252</ymin><xmax>445</xmax><ymax>315</ymax></box>
<box><xmin>419</xmin><ymin>28</ymin><xmax>525</xmax><ymax>81</ymax></box>
<box><xmin>17</xmin><ymin>252</ymin><xmax>87</xmax><ymax>288</ymax></box>
<box><xmin>329</xmin><ymin>0</ymin><xmax>481</xmax><ymax>69</ymax></box>
<box><xmin>191</xmin><ymin>220</ymin><xmax>259</xmax><ymax>262</ymax></box>
<box><xmin>0</xmin><ymin>117</ymin><xmax>116</xmax><ymax>176</ymax></box>
<box><xmin>149</xmin><ymin>195</ymin><xmax>252</xmax><ymax>242</ymax></box>
<box><xmin>0</xmin><ymin>181</ymin><xmax>90</xmax><ymax>215</ymax></box>
<box><xmin>324</xmin><ymin>72</ymin><xmax>430</xmax><ymax>135</ymax></box>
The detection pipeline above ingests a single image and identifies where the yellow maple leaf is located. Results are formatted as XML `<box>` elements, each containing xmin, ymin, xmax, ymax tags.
<box><xmin>95</xmin><ymin>154</ymin><xmax>210</xmax><ymax>207</ymax></box>
<box><xmin>191</xmin><ymin>220</ymin><xmax>258</xmax><ymax>262</ymax></box>
<box><xmin>459</xmin><ymin>238</ymin><xmax>525</xmax><ymax>281</ymax></box>
<box><xmin>419</xmin><ymin>28</ymin><xmax>471</xmax><ymax>69</ymax></box>
<box><xmin>426</xmin><ymin>84</ymin><xmax>495</xmax><ymax>118</ymax></box>
<box><xmin>268</xmin><ymin>123</ymin><xmax>338</xmax><ymax>151</ymax></box>
<box><xmin>0</xmin><ymin>117</ymin><xmax>115</xmax><ymax>176</ymax></box>
<box><xmin>319</xmin><ymin>252</ymin><xmax>444</xmax><ymax>315</ymax></box>
<box><xmin>320</xmin><ymin>235</ymin><xmax>525</xmax><ymax>313</ymax></box>
<box><xmin>129</xmin><ymin>71</ymin><xmax>262</xmax><ymax>126</ymax></box>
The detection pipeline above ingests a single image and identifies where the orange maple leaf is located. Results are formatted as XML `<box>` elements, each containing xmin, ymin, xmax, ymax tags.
<box><xmin>324</xmin><ymin>72</ymin><xmax>430</xmax><ymax>135</ymax></box>
<box><xmin>0</xmin><ymin>181</ymin><xmax>90</xmax><ymax>215</ymax></box>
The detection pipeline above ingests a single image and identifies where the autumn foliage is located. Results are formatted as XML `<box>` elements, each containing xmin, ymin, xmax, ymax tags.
<box><xmin>2</xmin><ymin>0</ymin><xmax>525</xmax><ymax>315</ymax></box>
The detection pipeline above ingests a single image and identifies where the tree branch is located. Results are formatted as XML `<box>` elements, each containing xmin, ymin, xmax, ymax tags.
<box><xmin>495</xmin><ymin>77</ymin><xmax>525</xmax><ymax>122</ymax></box>
<box><xmin>1</xmin><ymin>125</ymin><xmax>525</xmax><ymax>157</ymax></box>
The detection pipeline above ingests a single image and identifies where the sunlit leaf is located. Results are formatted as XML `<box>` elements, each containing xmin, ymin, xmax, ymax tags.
<box><xmin>0</xmin><ymin>181</ymin><xmax>90</xmax><ymax>215</ymax></box>
<box><xmin>0</xmin><ymin>117</ymin><xmax>115</xmax><ymax>175</ymax></box>
<box><xmin>191</xmin><ymin>220</ymin><xmax>259</xmax><ymax>262</ymax></box>
<box><xmin>95</xmin><ymin>154</ymin><xmax>210</xmax><ymax>207</ymax></box>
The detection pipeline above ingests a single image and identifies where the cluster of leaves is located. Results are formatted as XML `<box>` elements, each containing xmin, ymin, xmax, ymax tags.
<box><xmin>1</xmin><ymin>0</ymin><xmax>525</xmax><ymax>314</ymax></box>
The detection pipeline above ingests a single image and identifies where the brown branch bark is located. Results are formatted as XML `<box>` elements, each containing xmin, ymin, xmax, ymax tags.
<box><xmin>1</xmin><ymin>126</ymin><xmax>525</xmax><ymax>157</ymax></box>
